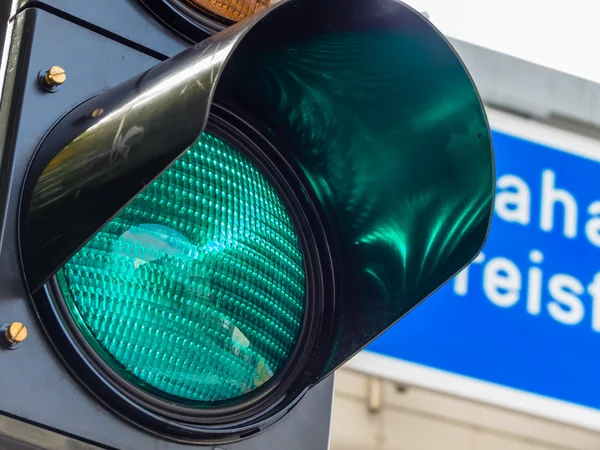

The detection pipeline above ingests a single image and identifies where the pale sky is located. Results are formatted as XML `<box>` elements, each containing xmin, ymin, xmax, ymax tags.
<box><xmin>404</xmin><ymin>0</ymin><xmax>600</xmax><ymax>84</ymax></box>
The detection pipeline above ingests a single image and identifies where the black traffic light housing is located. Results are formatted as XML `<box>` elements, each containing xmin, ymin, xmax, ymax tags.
<box><xmin>0</xmin><ymin>0</ymin><xmax>494</xmax><ymax>448</ymax></box>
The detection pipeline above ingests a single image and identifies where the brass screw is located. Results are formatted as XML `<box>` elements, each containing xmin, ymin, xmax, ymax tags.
<box><xmin>41</xmin><ymin>66</ymin><xmax>67</xmax><ymax>89</ymax></box>
<box><xmin>90</xmin><ymin>108</ymin><xmax>105</xmax><ymax>118</ymax></box>
<box><xmin>5</xmin><ymin>322</ymin><xmax>27</xmax><ymax>346</ymax></box>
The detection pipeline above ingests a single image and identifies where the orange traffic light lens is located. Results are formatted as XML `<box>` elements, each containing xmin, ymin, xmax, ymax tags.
<box><xmin>184</xmin><ymin>0</ymin><xmax>275</xmax><ymax>23</ymax></box>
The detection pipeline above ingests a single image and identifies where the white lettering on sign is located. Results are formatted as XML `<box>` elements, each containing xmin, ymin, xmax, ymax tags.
<box><xmin>495</xmin><ymin>174</ymin><xmax>531</xmax><ymax>225</ymax></box>
<box><xmin>540</xmin><ymin>170</ymin><xmax>578</xmax><ymax>239</ymax></box>
<box><xmin>455</xmin><ymin>253</ymin><xmax>600</xmax><ymax>331</ymax></box>
<box><xmin>483</xmin><ymin>258</ymin><xmax>521</xmax><ymax>308</ymax></box>
<box><xmin>452</xmin><ymin>168</ymin><xmax>600</xmax><ymax>332</ymax></box>
<box><xmin>585</xmin><ymin>201</ymin><xmax>600</xmax><ymax>247</ymax></box>
<box><xmin>547</xmin><ymin>274</ymin><xmax>585</xmax><ymax>326</ymax></box>
<box><xmin>490</xmin><ymin>169</ymin><xmax>600</xmax><ymax>248</ymax></box>
<box><xmin>526</xmin><ymin>250</ymin><xmax>544</xmax><ymax>316</ymax></box>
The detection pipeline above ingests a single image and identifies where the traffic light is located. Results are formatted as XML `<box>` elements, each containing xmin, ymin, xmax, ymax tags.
<box><xmin>0</xmin><ymin>0</ymin><xmax>494</xmax><ymax>448</ymax></box>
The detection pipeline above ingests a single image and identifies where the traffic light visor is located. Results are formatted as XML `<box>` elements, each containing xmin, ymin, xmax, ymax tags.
<box><xmin>215</xmin><ymin>1</ymin><xmax>495</xmax><ymax>370</ymax></box>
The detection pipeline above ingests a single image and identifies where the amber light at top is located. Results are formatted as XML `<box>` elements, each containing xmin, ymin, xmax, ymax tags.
<box><xmin>184</xmin><ymin>0</ymin><xmax>276</xmax><ymax>22</ymax></box>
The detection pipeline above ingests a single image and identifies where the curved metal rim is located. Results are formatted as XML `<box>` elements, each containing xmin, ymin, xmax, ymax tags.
<box><xmin>30</xmin><ymin>103</ymin><xmax>336</xmax><ymax>443</ymax></box>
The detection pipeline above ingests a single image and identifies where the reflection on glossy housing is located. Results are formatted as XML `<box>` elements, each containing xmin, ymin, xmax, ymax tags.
<box><xmin>56</xmin><ymin>133</ymin><xmax>305</xmax><ymax>403</ymax></box>
<box><xmin>217</xmin><ymin>8</ymin><xmax>494</xmax><ymax>369</ymax></box>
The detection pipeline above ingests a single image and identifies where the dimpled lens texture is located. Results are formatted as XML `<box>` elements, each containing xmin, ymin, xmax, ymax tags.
<box><xmin>184</xmin><ymin>0</ymin><xmax>275</xmax><ymax>23</ymax></box>
<box><xmin>56</xmin><ymin>132</ymin><xmax>306</xmax><ymax>404</ymax></box>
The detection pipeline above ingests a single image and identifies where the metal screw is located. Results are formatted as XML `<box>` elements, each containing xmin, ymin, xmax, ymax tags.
<box><xmin>3</xmin><ymin>322</ymin><xmax>27</xmax><ymax>349</ymax></box>
<box><xmin>40</xmin><ymin>66</ymin><xmax>66</xmax><ymax>91</ymax></box>
<box><xmin>90</xmin><ymin>108</ymin><xmax>105</xmax><ymax>118</ymax></box>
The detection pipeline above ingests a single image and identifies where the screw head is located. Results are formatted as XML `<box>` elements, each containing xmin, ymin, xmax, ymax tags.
<box><xmin>40</xmin><ymin>66</ymin><xmax>66</xmax><ymax>91</ymax></box>
<box><xmin>5</xmin><ymin>322</ymin><xmax>27</xmax><ymax>345</ymax></box>
<box><xmin>45</xmin><ymin>66</ymin><xmax>66</xmax><ymax>85</ymax></box>
<box><xmin>90</xmin><ymin>108</ymin><xmax>105</xmax><ymax>118</ymax></box>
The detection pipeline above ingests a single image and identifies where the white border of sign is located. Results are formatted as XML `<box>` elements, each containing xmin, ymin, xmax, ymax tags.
<box><xmin>346</xmin><ymin>106</ymin><xmax>600</xmax><ymax>433</ymax></box>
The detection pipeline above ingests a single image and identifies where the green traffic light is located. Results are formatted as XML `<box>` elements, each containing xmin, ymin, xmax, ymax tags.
<box><xmin>56</xmin><ymin>132</ymin><xmax>306</xmax><ymax>404</ymax></box>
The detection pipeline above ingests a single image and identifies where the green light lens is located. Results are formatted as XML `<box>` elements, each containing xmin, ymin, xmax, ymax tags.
<box><xmin>56</xmin><ymin>132</ymin><xmax>306</xmax><ymax>404</ymax></box>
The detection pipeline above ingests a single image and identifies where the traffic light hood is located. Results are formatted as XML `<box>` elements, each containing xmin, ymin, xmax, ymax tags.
<box><xmin>20</xmin><ymin>0</ymin><xmax>494</xmax><ymax>407</ymax></box>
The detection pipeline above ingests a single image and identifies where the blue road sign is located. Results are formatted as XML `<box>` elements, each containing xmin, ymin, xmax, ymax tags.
<box><xmin>368</xmin><ymin>129</ymin><xmax>600</xmax><ymax>413</ymax></box>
